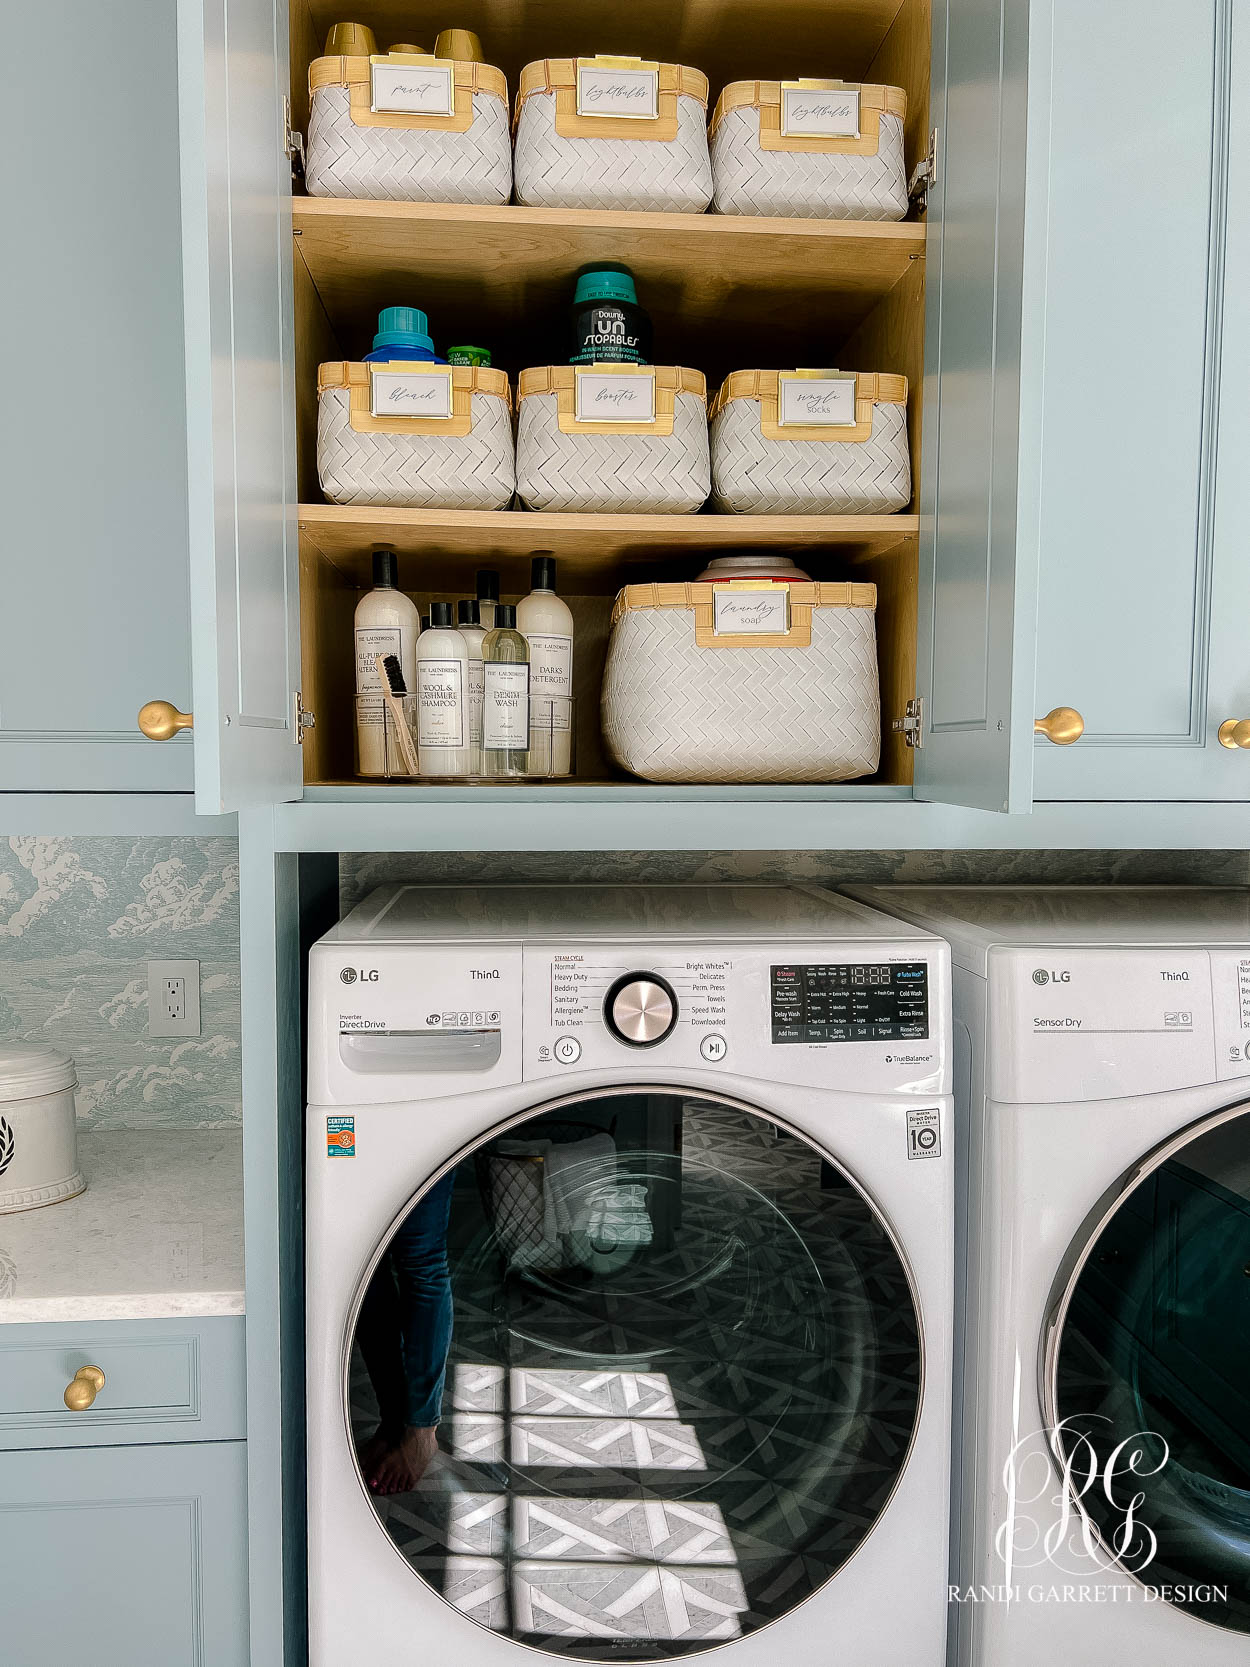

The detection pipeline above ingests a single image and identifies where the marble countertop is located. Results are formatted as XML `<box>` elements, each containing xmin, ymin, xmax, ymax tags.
<box><xmin>0</xmin><ymin>1130</ymin><xmax>244</xmax><ymax>1324</ymax></box>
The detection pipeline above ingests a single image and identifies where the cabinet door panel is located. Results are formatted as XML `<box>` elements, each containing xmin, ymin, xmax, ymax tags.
<box><xmin>1032</xmin><ymin>0</ymin><xmax>1247</xmax><ymax>799</ymax></box>
<box><xmin>179</xmin><ymin>0</ymin><xmax>303</xmax><ymax>812</ymax></box>
<box><xmin>0</xmin><ymin>1440</ymin><xmax>249</xmax><ymax>1667</ymax></box>
<box><xmin>915</xmin><ymin>0</ymin><xmax>1037</xmax><ymax>812</ymax></box>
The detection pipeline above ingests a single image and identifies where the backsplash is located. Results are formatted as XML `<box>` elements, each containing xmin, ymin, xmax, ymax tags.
<box><xmin>340</xmin><ymin>849</ymin><xmax>1250</xmax><ymax>909</ymax></box>
<box><xmin>0</xmin><ymin>837</ymin><xmax>241</xmax><ymax>1131</ymax></box>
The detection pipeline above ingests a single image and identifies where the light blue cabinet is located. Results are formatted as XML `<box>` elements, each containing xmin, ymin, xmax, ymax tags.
<box><xmin>0</xmin><ymin>1439</ymin><xmax>250</xmax><ymax>1667</ymax></box>
<box><xmin>1</xmin><ymin>0</ymin><xmax>194</xmax><ymax>793</ymax></box>
<box><xmin>1030</xmin><ymin>0</ymin><xmax>1250</xmax><ymax>799</ymax></box>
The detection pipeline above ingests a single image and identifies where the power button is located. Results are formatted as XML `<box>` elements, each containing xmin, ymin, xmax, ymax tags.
<box><xmin>699</xmin><ymin>1034</ymin><xmax>728</xmax><ymax>1063</ymax></box>
<box><xmin>553</xmin><ymin>1036</ymin><xmax>582</xmax><ymax>1065</ymax></box>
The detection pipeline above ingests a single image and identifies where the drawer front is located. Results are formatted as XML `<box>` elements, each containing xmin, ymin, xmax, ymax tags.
<box><xmin>0</xmin><ymin>1314</ymin><xmax>245</xmax><ymax>1448</ymax></box>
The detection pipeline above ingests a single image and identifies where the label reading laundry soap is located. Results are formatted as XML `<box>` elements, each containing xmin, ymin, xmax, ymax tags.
<box><xmin>327</xmin><ymin>1115</ymin><xmax>355</xmax><ymax>1157</ymax></box>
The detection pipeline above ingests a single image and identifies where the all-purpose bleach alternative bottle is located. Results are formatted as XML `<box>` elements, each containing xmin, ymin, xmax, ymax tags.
<box><xmin>363</xmin><ymin>306</ymin><xmax>446</xmax><ymax>363</ymax></box>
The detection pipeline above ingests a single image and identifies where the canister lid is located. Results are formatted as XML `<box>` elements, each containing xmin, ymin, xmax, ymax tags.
<box><xmin>0</xmin><ymin>1042</ymin><xmax>77</xmax><ymax>1101</ymax></box>
<box><xmin>372</xmin><ymin>306</ymin><xmax>435</xmax><ymax>355</ymax></box>
<box><xmin>573</xmin><ymin>264</ymin><xmax>638</xmax><ymax>307</ymax></box>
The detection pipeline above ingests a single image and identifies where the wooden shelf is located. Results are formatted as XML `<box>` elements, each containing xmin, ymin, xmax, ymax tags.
<box><xmin>298</xmin><ymin>504</ymin><xmax>919</xmax><ymax>591</ymax></box>
<box><xmin>293</xmin><ymin>199</ymin><xmax>925</xmax><ymax>379</ymax></box>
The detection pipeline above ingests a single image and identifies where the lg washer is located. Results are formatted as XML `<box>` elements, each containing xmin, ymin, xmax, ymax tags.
<box><xmin>306</xmin><ymin>884</ymin><xmax>954</xmax><ymax>1664</ymax></box>
<box><xmin>847</xmin><ymin>885</ymin><xmax>1250</xmax><ymax>1665</ymax></box>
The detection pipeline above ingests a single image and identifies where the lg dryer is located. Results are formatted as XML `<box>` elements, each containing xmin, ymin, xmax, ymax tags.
<box><xmin>848</xmin><ymin>885</ymin><xmax>1250</xmax><ymax>1665</ymax></box>
<box><xmin>306</xmin><ymin>884</ymin><xmax>954</xmax><ymax>1664</ymax></box>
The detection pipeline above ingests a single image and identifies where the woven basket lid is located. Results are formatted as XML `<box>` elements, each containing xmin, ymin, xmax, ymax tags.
<box><xmin>0</xmin><ymin>1042</ymin><xmax>77</xmax><ymax>1101</ymax></box>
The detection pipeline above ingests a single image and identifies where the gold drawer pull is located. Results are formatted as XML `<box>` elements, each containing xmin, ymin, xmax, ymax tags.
<box><xmin>64</xmin><ymin>1365</ymin><xmax>106</xmax><ymax>1411</ymax></box>
<box><xmin>1034</xmin><ymin>706</ymin><xmax>1084</xmax><ymax>746</ymax></box>
<box><xmin>1218</xmin><ymin>719</ymin><xmax>1250</xmax><ymax>750</ymax></box>
<box><xmin>137</xmin><ymin>700</ymin><xmax>194</xmax><ymax>740</ymax></box>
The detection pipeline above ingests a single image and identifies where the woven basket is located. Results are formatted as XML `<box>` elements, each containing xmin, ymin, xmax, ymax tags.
<box><xmin>304</xmin><ymin>51</ymin><xmax>511</xmax><ymax>203</ymax></box>
<box><xmin>710</xmin><ymin>81</ymin><xmax>907</xmax><ymax>220</ymax></box>
<box><xmin>710</xmin><ymin>370</ymin><xmax>910</xmax><ymax>514</ymax></box>
<box><xmin>515</xmin><ymin>366</ymin><xmax>709</xmax><ymax>513</ymax></box>
<box><xmin>513</xmin><ymin>57</ymin><xmax>712</xmax><ymax>211</ymax></box>
<box><xmin>317</xmin><ymin>362</ymin><xmax>515</xmax><ymax>509</ymax></box>
<box><xmin>602</xmin><ymin>581</ymin><xmax>881</xmax><ymax>783</ymax></box>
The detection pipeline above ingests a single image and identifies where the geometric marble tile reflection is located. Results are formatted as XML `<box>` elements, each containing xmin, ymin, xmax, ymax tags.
<box><xmin>510</xmin><ymin>1368</ymin><xmax>679</xmax><ymax>1419</ymax></box>
<box><xmin>512</xmin><ymin>1417</ymin><xmax>706</xmax><ymax>1470</ymax></box>
<box><xmin>513</xmin><ymin>1498</ymin><xmax>736</xmax><ymax>1564</ymax></box>
<box><xmin>511</xmin><ymin>1562</ymin><xmax>748</xmax><ymax>1641</ymax></box>
<box><xmin>450</xmin><ymin>1363</ymin><xmax>506</xmax><ymax>1413</ymax></box>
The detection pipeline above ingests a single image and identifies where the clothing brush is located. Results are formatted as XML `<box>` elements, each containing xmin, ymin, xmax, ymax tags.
<box><xmin>374</xmin><ymin>653</ymin><xmax>421</xmax><ymax>776</ymax></box>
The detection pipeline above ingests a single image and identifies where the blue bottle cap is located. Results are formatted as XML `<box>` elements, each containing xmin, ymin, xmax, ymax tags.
<box><xmin>371</xmin><ymin>306</ymin><xmax>435</xmax><ymax>354</ymax></box>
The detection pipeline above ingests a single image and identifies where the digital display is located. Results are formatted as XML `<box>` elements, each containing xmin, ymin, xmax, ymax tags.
<box><xmin>770</xmin><ymin>963</ymin><xmax>929</xmax><ymax>1043</ymax></box>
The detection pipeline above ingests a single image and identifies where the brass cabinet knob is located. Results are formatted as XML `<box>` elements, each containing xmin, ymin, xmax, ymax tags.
<box><xmin>1218</xmin><ymin>719</ymin><xmax>1250</xmax><ymax>750</ymax></box>
<box><xmin>64</xmin><ymin>1365</ymin><xmax>106</xmax><ymax>1411</ymax></box>
<box><xmin>1034</xmin><ymin>706</ymin><xmax>1085</xmax><ymax>746</ymax></box>
<box><xmin>137</xmin><ymin>700</ymin><xmax>193</xmax><ymax>740</ymax></box>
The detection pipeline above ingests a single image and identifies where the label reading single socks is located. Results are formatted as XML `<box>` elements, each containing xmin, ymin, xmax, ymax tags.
<box><xmin>417</xmin><ymin>659</ymin><xmax>464</xmax><ymax>747</ymax></box>
<box><xmin>483</xmin><ymin>663</ymin><xmax>530</xmax><ymax>748</ymax></box>
<box><xmin>354</xmin><ymin>626</ymin><xmax>401</xmax><ymax>692</ymax></box>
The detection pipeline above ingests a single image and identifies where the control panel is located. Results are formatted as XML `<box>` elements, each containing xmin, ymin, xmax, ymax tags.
<box><xmin>770</xmin><ymin>962</ymin><xmax>929</xmax><ymax>1043</ymax></box>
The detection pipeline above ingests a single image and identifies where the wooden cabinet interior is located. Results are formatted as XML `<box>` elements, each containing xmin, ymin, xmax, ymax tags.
<box><xmin>290</xmin><ymin>0</ymin><xmax>931</xmax><ymax>791</ymax></box>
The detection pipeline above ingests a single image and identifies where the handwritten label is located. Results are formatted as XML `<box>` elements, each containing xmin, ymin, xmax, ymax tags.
<box><xmin>781</xmin><ymin>85</ymin><xmax>860</xmax><ymax>139</ymax></box>
<box><xmin>574</xmin><ymin>371</ymin><xmax>656</xmax><ymax>424</ymax></box>
<box><xmin>370</xmin><ymin>368</ymin><xmax>453</xmax><ymax>420</ymax></box>
<box><xmin>778</xmin><ymin>376</ymin><xmax>857</xmax><ymax>427</ymax></box>
<box><xmin>713</xmin><ymin>588</ymin><xmax>791</xmax><ymax>636</ymax></box>
<box><xmin>576</xmin><ymin>65</ymin><xmax>659</xmax><ymax>120</ymax></box>
<box><xmin>371</xmin><ymin>60</ymin><xmax>454</xmax><ymax>115</ymax></box>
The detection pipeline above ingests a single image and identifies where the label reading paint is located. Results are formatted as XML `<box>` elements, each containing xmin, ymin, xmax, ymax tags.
<box><xmin>781</xmin><ymin>84</ymin><xmax>860</xmax><ymax>138</ymax></box>
<box><xmin>576</xmin><ymin>64</ymin><xmax>659</xmax><ymax>120</ymax></box>
<box><xmin>483</xmin><ymin>662</ymin><xmax>530</xmax><ymax>748</ymax></box>
<box><xmin>417</xmin><ymin>658</ymin><xmax>465</xmax><ymax>747</ymax></box>
<box><xmin>575</xmin><ymin>371</ymin><xmax>656</xmax><ymax>424</ymax></box>
<box><xmin>354</xmin><ymin>627</ymin><xmax>401</xmax><ymax>692</ymax></box>
<box><xmin>906</xmin><ymin>1106</ymin><xmax>941</xmax><ymax>1161</ymax></box>
<box><xmin>778</xmin><ymin>375</ymin><xmax>857</xmax><ymax>427</ymax></box>
<box><xmin>370</xmin><ymin>368</ymin><xmax>454</xmax><ymax>420</ymax></box>
<box><xmin>713</xmin><ymin>588</ymin><xmax>790</xmax><ymax>636</ymax></box>
<box><xmin>327</xmin><ymin>1115</ymin><xmax>355</xmax><ymax>1157</ymax></box>
<box><xmin>371</xmin><ymin>59</ymin><xmax>454</xmax><ymax>115</ymax></box>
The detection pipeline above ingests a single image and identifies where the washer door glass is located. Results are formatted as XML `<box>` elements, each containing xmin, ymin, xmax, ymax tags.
<box><xmin>1053</xmin><ymin>1105</ymin><xmax>1250</xmax><ymax>1632</ymax></box>
<box><xmin>345</xmin><ymin>1091</ymin><xmax>922</xmax><ymax>1660</ymax></box>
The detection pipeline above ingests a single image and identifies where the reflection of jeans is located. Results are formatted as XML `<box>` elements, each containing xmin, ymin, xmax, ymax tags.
<box><xmin>357</xmin><ymin>1170</ymin><xmax>455</xmax><ymax>1431</ymax></box>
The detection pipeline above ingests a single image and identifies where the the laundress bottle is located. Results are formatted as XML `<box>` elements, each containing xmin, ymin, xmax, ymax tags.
<box><xmin>457</xmin><ymin>599</ymin><xmax>487</xmax><ymax>777</ymax></box>
<box><xmin>475</xmin><ymin>568</ymin><xmax>501</xmax><ymax>630</ymax></box>
<box><xmin>517</xmin><ymin>553</ymin><xmax>574</xmax><ymax>777</ymax></box>
<box><xmin>570</xmin><ymin>264</ymin><xmax>652</xmax><ymax>365</ymax></box>
<box><xmin>415</xmin><ymin>602</ymin><xmax>470</xmax><ymax>778</ymax></box>
<box><xmin>353</xmin><ymin>547</ymin><xmax>420</xmax><ymax>777</ymax></box>
<box><xmin>481</xmin><ymin>604</ymin><xmax>530</xmax><ymax>778</ymax></box>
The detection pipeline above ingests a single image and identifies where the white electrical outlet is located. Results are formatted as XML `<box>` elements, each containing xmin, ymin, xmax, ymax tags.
<box><xmin>147</xmin><ymin>960</ymin><xmax>201</xmax><ymax>1038</ymax></box>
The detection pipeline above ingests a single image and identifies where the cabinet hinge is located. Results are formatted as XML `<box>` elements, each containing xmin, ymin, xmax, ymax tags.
<box><xmin>908</xmin><ymin>128</ymin><xmax>939</xmax><ymax>209</ymax></box>
<box><xmin>282</xmin><ymin>95</ymin><xmax>306</xmax><ymax>176</ymax></box>
<box><xmin>893</xmin><ymin>696</ymin><xmax>924</xmax><ymax>749</ymax></box>
<box><xmin>295</xmin><ymin>691</ymin><xmax>316</xmax><ymax>744</ymax></box>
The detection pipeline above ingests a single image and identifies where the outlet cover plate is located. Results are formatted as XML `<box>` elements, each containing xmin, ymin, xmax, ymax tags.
<box><xmin>147</xmin><ymin>959</ymin><xmax>201</xmax><ymax>1038</ymax></box>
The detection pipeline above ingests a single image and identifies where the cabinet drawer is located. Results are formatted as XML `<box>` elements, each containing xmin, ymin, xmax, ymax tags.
<box><xmin>0</xmin><ymin>1314</ymin><xmax>245</xmax><ymax>1448</ymax></box>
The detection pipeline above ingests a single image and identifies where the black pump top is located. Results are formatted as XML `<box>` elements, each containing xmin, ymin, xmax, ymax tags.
<box><xmin>429</xmin><ymin>601</ymin><xmax>454</xmax><ymax>629</ymax></box>
<box><xmin>458</xmin><ymin>599</ymin><xmax>480</xmax><ymax>626</ymax></box>
<box><xmin>476</xmin><ymin>568</ymin><xmax>500</xmax><ymax>602</ymax></box>
<box><xmin>372</xmin><ymin>548</ymin><xmax>398</xmax><ymax>588</ymax></box>
<box><xmin>531</xmin><ymin>554</ymin><xmax>556</xmax><ymax>591</ymax></box>
<box><xmin>494</xmin><ymin>603</ymin><xmax>517</xmax><ymax>629</ymax></box>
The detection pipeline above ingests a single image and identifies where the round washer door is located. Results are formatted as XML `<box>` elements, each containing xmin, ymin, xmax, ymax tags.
<box><xmin>1049</xmin><ymin>1102</ymin><xmax>1250</xmax><ymax>1632</ymax></box>
<box><xmin>344</xmin><ymin>1089</ymin><xmax>922</xmax><ymax>1660</ymax></box>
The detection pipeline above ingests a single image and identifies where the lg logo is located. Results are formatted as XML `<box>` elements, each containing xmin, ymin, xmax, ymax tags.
<box><xmin>340</xmin><ymin>967</ymin><xmax>379</xmax><ymax>984</ymax></box>
<box><xmin>340</xmin><ymin>967</ymin><xmax>357</xmax><ymax>984</ymax></box>
<box><xmin>1033</xmin><ymin>968</ymin><xmax>1071</xmax><ymax>985</ymax></box>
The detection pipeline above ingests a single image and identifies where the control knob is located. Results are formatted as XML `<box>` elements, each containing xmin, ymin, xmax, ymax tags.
<box><xmin>605</xmin><ymin>972</ymin><xmax>678</xmax><ymax>1047</ymax></box>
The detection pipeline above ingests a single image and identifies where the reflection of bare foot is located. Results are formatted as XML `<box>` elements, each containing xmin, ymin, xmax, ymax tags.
<box><xmin>368</xmin><ymin>1425</ymin><xmax>439</xmax><ymax>1495</ymax></box>
<box><xmin>357</xmin><ymin>1428</ymin><xmax>391</xmax><ymax>1487</ymax></box>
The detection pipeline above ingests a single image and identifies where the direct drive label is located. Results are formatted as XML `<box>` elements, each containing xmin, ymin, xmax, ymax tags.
<box><xmin>906</xmin><ymin>1106</ymin><xmax>941</xmax><ymax>1160</ymax></box>
<box><xmin>327</xmin><ymin>1115</ymin><xmax>356</xmax><ymax>1157</ymax></box>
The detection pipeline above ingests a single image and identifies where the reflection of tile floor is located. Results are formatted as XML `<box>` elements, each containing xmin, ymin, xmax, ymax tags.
<box><xmin>351</xmin><ymin>1101</ymin><xmax>922</xmax><ymax>1656</ymax></box>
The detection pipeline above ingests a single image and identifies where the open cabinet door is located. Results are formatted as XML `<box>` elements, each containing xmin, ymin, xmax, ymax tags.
<box><xmin>178</xmin><ymin>0</ymin><xmax>303</xmax><ymax>812</ymax></box>
<box><xmin>913</xmin><ymin>0</ymin><xmax>1039</xmax><ymax>813</ymax></box>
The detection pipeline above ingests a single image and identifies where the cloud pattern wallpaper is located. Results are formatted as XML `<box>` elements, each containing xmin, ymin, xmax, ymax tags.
<box><xmin>0</xmin><ymin>837</ymin><xmax>241</xmax><ymax>1130</ymax></box>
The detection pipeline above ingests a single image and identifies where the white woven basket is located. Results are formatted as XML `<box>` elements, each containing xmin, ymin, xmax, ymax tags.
<box><xmin>317</xmin><ymin>363</ymin><xmax>515</xmax><ymax>509</ymax></box>
<box><xmin>602</xmin><ymin>581</ymin><xmax>881</xmax><ymax>783</ymax></box>
<box><xmin>710</xmin><ymin>81</ymin><xmax>907</xmax><ymax>220</ymax></box>
<box><xmin>515</xmin><ymin>366</ymin><xmax>709</xmax><ymax>514</ymax></box>
<box><xmin>710</xmin><ymin>370</ymin><xmax>910</xmax><ymax>514</ymax></box>
<box><xmin>513</xmin><ymin>58</ymin><xmax>712</xmax><ymax>212</ymax></box>
<box><xmin>304</xmin><ymin>52</ymin><xmax>511</xmax><ymax>203</ymax></box>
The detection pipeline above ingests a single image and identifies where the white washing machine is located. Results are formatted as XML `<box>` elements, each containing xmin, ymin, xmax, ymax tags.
<box><xmin>846</xmin><ymin>886</ymin><xmax>1250</xmax><ymax>1665</ymax></box>
<box><xmin>305</xmin><ymin>884</ymin><xmax>954</xmax><ymax>1665</ymax></box>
